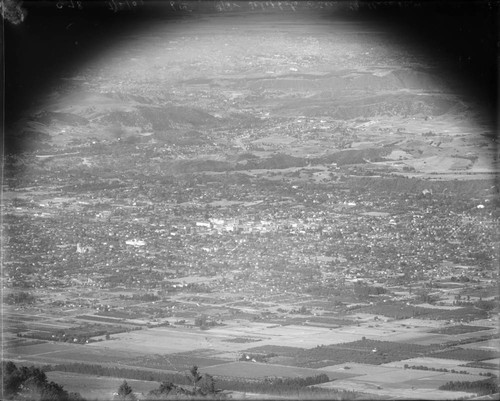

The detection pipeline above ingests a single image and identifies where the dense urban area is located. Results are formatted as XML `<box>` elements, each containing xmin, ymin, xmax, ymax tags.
<box><xmin>2</xmin><ymin>3</ymin><xmax>499</xmax><ymax>400</ymax></box>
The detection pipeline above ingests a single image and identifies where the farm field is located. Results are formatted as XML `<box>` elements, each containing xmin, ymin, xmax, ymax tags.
<box><xmin>460</xmin><ymin>338</ymin><xmax>500</xmax><ymax>351</ymax></box>
<box><xmin>286</xmin><ymin>321</ymin><xmax>454</xmax><ymax>346</ymax></box>
<box><xmin>88</xmin><ymin>327</ymin><xmax>229</xmax><ymax>355</ymax></box>
<box><xmin>84</xmin><ymin>322</ymin><xmax>371</xmax><ymax>357</ymax></box>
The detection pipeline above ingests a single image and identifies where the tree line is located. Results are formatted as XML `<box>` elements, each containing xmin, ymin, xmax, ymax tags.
<box><xmin>439</xmin><ymin>378</ymin><xmax>499</xmax><ymax>395</ymax></box>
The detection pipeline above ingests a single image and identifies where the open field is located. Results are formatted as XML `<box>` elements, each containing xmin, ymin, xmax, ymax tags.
<box><xmin>432</xmin><ymin>348</ymin><xmax>500</xmax><ymax>362</ymax></box>
<box><xmin>460</xmin><ymin>338</ymin><xmax>500</xmax><ymax>351</ymax></box>
<box><xmin>383</xmin><ymin>357</ymin><xmax>496</xmax><ymax>376</ymax></box>
<box><xmin>88</xmin><ymin>327</ymin><xmax>228</xmax><ymax>354</ymax></box>
<box><xmin>318</xmin><ymin>362</ymin><xmax>401</xmax><ymax>376</ymax></box>
<box><xmin>86</xmin><ymin>322</ymin><xmax>369</xmax><ymax>357</ymax></box>
<box><xmin>124</xmin><ymin>353</ymin><xmax>231</xmax><ymax>372</ymax></box>
<box><xmin>4</xmin><ymin>341</ymin><xmax>144</xmax><ymax>364</ymax></box>
<box><xmin>46</xmin><ymin>371</ymin><xmax>159</xmax><ymax>400</ymax></box>
<box><xmin>313</xmin><ymin>378</ymin><xmax>477</xmax><ymax>400</ymax></box>
<box><xmin>5</xmin><ymin>342</ymin><xmax>80</xmax><ymax>356</ymax></box>
<box><xmin>346</xmin><ymin>369</ymin><xmax>484</xmax><ymax>385</ymax></box>
<box><xmin>429</xmin><ymin>325</ymin><xmax>493</xmax><ymax>335</ymax></box>
<box><xmin>203</xmin><ymin>361</ymin><xmax>352</xmax><ymax>381</ymax></box>
<box><xmin>289</xmin><ymin>320</ymin><xmax>452</xmax><ymax>346</ymax></box>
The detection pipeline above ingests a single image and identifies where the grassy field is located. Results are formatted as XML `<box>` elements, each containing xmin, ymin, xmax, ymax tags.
<box><xmin>5</xmin><ymin>341</ymin><xmax>144</xmax><ymax>364</ymax></box>
<box><xmin>88</xmin><ymin>326</ymin><xmax>226</xmax><ymax>354</ymax></box>
<box><xmin>347</xmin><ymin>369</ymin><xmax>483</xmax><ymax>385</ymax></box>
<box><xmin>6</xmin><ymin>342</ymin><xmax>75</xmax><ymax>356</ymax></box>
<box><xmin>46</xmin><ymin>371</ymin><xmax>160</xmax><ymax>400</ymax></box>
<box><xmin>313</xmin><ymin>378</ymin><xmax>474</xmax><ymax>400</ymax></box>
<box><xmin>243</xmin><ymin>345</ymin><xmax>304</xmax><ymax>357</ymax></box>
<box><xmin>318</xmin><ymin>362</ymin><xmax>401</xmax><ymax>376</ymax></box>
<box><xmin>124</xmin><ymin>353</ymin><xmax>231</xmax><ymax>371</ymax></box>
<box><xmin>460</xmin><ymin>338</ymin><xmax>500</xmax><ymax>351</ymax></box>
<box><xmin>383</xmin><ymin>357</ymin><xmax>494</xmax><ymax>375</ymax></box>
<box><xmin>203</xmin><ymin>361</ymin><xmax>353</xmax><ymax>381</ymax></box>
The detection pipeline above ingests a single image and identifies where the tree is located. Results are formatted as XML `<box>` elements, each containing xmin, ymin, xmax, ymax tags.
<box><xmin>39</xmin><ymin>381</ymin><xmax>69</xmax><ymax>401</ymax></box>
<box><xmin>148</xmin><ymin>380</ymin><xmax>176</xmax><ymax>399</ymax></box>
<box><xmin>194</xmin><ymin>315</ymin><xmax>210</xmax><ymax>328</ymax></box>
<box><xmin>199</xmin><ymin>374</ymin><xmax>216</xmax><ymax>395</ymax></box>
<box><xmin>187</xmin><ymin>366</ymin><xmax>203</xmax><ymax>393</ymax></box>
<box><xmin>4</xmin><ymin>361</ymin><xmax>17</xmax><ymax>375</ymax></box>
<box><xmin>115</xmin><ymin>380</ymin><xmax>136</xmax><ymax>401</ymax></box>
<box><xmin>0</xmin><ymin>0</ymin><xmax>27</xmax><ymax>25</ymax></box>
<box><xmin>2</xmin><ymin>362</ymin><xmax>83</xmax><ymax>401</ymax></box>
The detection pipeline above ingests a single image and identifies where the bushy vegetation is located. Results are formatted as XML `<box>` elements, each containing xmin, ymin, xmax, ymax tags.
<box><xmin>46</xmin><ymin>363</ymin><xmax>191</xmax><ymax>385</ymax></box>
<box><xmin>4</xmin><ymin>291</ymin><xmax>36</xmax><ymax>305</ymax></box>
<box><xmin>429</xmin><ymin>325</ymin><xmax>490</xmax><ymax>335</ymax></box>
<box><xmin>115</xmin><ymin>380</ymin><xmax>137</xmax><ymax>401</ymax></box>
<box><xmin>214</xmin><ymin>374</ymin><xmax>336</xmax><ymax>396</ymax></box>
<box><xmin>126</xmin><ymin>354</ymin><xmax>228</xmax><ymax>372</ymax></box>
<box><xmin>303</xmin><ymin>339</ymin><xmax>440</xmax><ymax>366</ymax></box>
<box><xmin>317</xmin><ymin>148</ymin><xmax>392</xmax><ymax>166</ymax></box>
<box><xmin>358</xmin><ymin>302</ymin><xmax>488</xmax><ymax>321</ymax></box>
<box><xmin>439</xmin><ymin>378</ymin><xmax>499</xmax><ymax>395</ymax></box>
<box><xmin>352</xmin><ymin>282</ymin><xmax>387</xmax><ymax>301</ymax></box>
<box><xmin>239</xmin><ymin>352</ymin><xmax>278</xmax><ymax>363</ymax></box>
<box><xmin>474</xmin><ymin>299</ymin><xmax>498</xmax><ymax>311</ymax></box>
<box><xmin>2</xmin><ymin>361</ymin><xmax>84</xmax><ymax>400</ymax></box>
<box><xmin>463</xmin><ymin>361</ymin><xmax>500</xmax><ymax>370</ymax></box>
<box><xmin>432</xmin><ymin>348</ymin><xmax>500</xmax><ymax>361</ymax></box>
<box><xmin>404</xmin><ymin>364</ymin><xmax>469</xmax><ymax>374</ymax></box>
<box><xmin>223</xmin><ymin>337</ymin><xmax>261</xmax><ymax>343</ymax></box>
<box><xmin>247</xmin><ymin>339</ymin><xmax>442</xmax><ymax>367</ymax></box>
<box><xmin>146</xmin><ymin>366</ymin><xmax>224</xmax><ymax>400</ymax></box>
<box><xmin>18</xmin><ymin>323</ymin><xmax>141</xmax><ymax>344</ymax></box>
<box><xmin>345</xmin><ymin>177</ymin><xmax>495</xmax><ymax>198</ymax></box>
<box><xmin>194</xmin><ymin>314</ymin><xmax>220</xmax><ymax>329</ymax></box>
